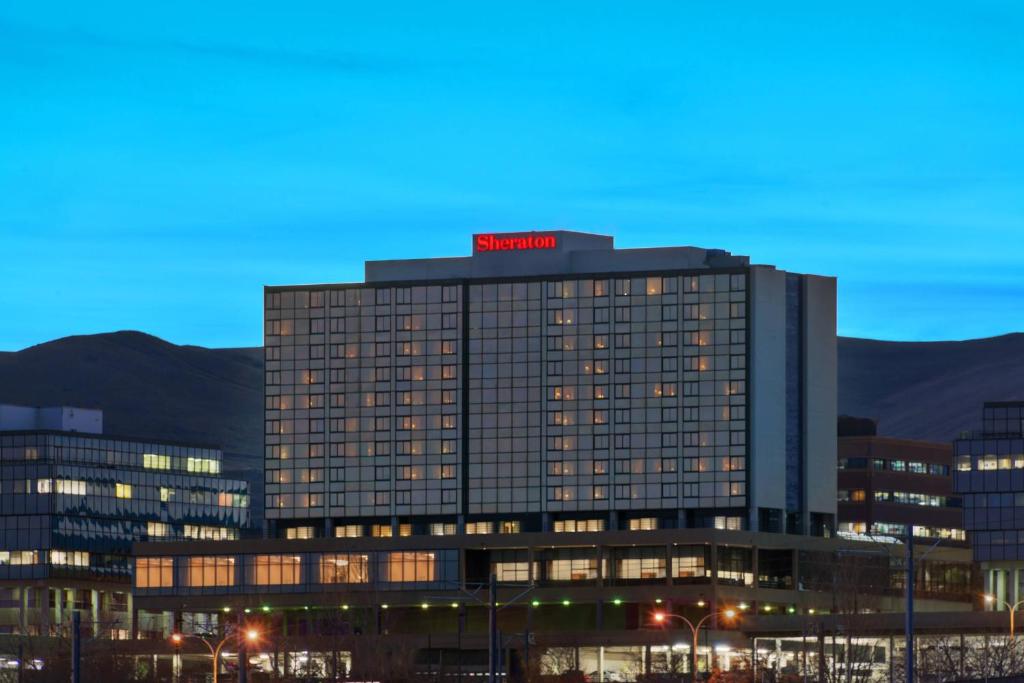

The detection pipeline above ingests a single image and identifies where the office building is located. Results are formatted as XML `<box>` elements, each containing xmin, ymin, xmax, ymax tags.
<box><xmin>263</xmin><ymin>230</ymin><xmax>837</xmax><ymax>538</ymax></box>
<box><xmin>0</xmin><ymin>404</ymin><xmax>250</xmax><ymax>636</ymax></box>
<box><xmin>954</xmin><ymin>401</ymin><xmax>1024</xmax><ymax>604</ymax></box>
<box><xmin>838</xmin><ymin>431</ymin><xmax>965</xmax><ymax>545</ymax></box>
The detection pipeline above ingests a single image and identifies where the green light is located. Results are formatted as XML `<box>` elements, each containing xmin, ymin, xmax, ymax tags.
<box><xmin>222</xmin><ymin>607</ymin><xmax>231</xmax><ymax>613</ymax></box>
<box><xmin>451</xmin><ymin>602</ymin><xmax>459</xmax><ymax>609</ymax></box>
<box><xmin>562</xmin><ymin>599</ymin><xmax>571</xmax><ymax>607</ymax></box>
<box><xmin>261</xmin><ymin>606</ymin><xmax>270</xmax><ymax>613</ymax></box>
<box><xmin>421</xmin><ymin>602</ymin><xmax>430</xmax><ymax>610</ymax></box>
<box><xmin>341</xmin><ymin>604</ymin><xmax>350</xmax><ymax>610</ymax></box>
<box><xmin>381</xmin><ymin>603</ymin><xmax>389</xmax><ymax>609</ymax></box>
<box><xmin>612</xmin><ymin>598</ymin><xmax>622</xmax><ymax>606</ymax></box>
<box><xmin>531</xmin><ymin>600</ymin><xmax>540</xmax><ymax>607</ymax></box>
<box><xmin>655</xmin><ymin>598</ymin><xmax>663</xmax><ymax>604</ymax></box>
<box><xmin>787</xmin><ymin>606</ymin><xmax>796</xmax><ymax>614</ymax></box>
<box><xmin>303</xmin><ymin>606</ymin><xmax>309</xmax><ymax>611</ymax></box>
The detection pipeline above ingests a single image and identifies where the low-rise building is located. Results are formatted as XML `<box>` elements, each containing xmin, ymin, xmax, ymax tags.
<box><xmin>0</xmin><ymin>404</ymin><xmax>250</xmax><ymax>637</ymax></box>
<box><xmin>838</xmin><ymin>427</ymin><xmax>965</xmax><ymax>545</ymax></box>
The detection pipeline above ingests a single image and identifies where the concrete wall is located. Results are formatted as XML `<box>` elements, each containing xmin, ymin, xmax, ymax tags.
<box><xmin>802</xmin><ymin>275</ymin><xmax>838</xmax><ymax>522</ymax></box>
<box><xmin>748</xmin><ymin>267</ymin><xmax>788</xmax><ymax>528</ymax></box>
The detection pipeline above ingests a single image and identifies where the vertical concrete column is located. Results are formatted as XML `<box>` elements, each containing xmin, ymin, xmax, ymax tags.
<box><xmin>41</xmin><ymin>586</ymin><xmax>52</xmax><ymax>636</ymax></box>
<box><xmin>709</xmin><ymin>542</ymin><xmax>719</xmax><ymax>629</ymax></box>
<box><xmin>665</xmin><ymin>544</ymin><xmax>673</xmax><ymax>588</ymax></box>
<box><xmin>91</xmin><ymin>589</ymin><xmax>100</xmax><ymax>636</ymax></box>
<box><xmin>18</xmin><ymin>586</ymin><xmax>28</xmax><ymax>634</ymax></box>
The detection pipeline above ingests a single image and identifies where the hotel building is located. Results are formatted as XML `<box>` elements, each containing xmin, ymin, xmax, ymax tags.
<box><xmin>263</xmin><ymin>230</ymin><xmax>837</xmax><ymax>538</ymax></box>
<box><xmin>0</xmin><ymin>404</ymin><xmax>250</xmax><ymax>638</ymax></box>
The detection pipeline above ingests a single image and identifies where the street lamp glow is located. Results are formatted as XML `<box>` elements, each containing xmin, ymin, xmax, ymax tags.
<box><xmin>723</xmin><ymin>609</ymin><xmax>737</xmax><ymax>619</ymax></box>
<box><xmin>246</xmin><ymin>629</ymin><xmax>259</xmax><ymax>642</ymax></box>
<box><xmin>738</xmin><ymin>602</ymin><xmax>749</xmax><ymax>611</ymax></box>
<box><xmin>653</xmin><ymin>611</ymin><xmax>666</xmax><ymax>623</ymax></box>
<box><xmin>170</xmin><ymin>633</ymin><xmax>183</xmax><ymax>646</ymax></box>
<box><xmin>421</xmin><ymin>602</ymin><xmax>429</xmax><ymax>610</ymax></box>
<box><xmin>451</xmin><ymin>602</ymin><xmax>459</xmax><ymax>608</ymax></box>
<box><xmin>984</xmin><ymin>594</ymin><xmax>996</xmax><ymax>603</ymax></box>
<box><xmin>696</xmin><ymin>600</ymin><xmax>706</xmax><ymax>608</ymax></box>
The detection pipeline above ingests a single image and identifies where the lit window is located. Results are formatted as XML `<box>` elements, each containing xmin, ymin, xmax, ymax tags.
<box><xmin>184</xmin><ymin>525</ymin><xmax>238</xmax><ymax>540</ymax></box>
<box><xmin>135</xmin><ymin>557</ymin><xmax>174</xmax><ymax>588</ymax></box>
<box><xmin>385</xmin><ymin>552</ymin><xmax>436</xmax><ymax>582</ymax></box>
<box><xmin>36</xmin><ymin>479</ymin><xmax>52</xmax><ymax>494</ymax></box>
<box><xmin>954</xmin><ymin>455</ymin><xmax>971</xmax><ymax>472</ymax></box>
<box><xmin>186</xmin><ymin>556</ymin><xmax>236</xmax><ymax>587</ymax></box>
<box><xmin>251</xmin><ymin>555</ymin><xmax>301</xmax><ymax>585</ymax></box>
<box><xmin>56</xmin><ymin>480</ymin><xmax>86</xmax><ymax>495</ymax></box>
<box><xmin>0</xmin><ymin>551</ymin><xmax>38</xmax><ymax>566</ymax></box>
<box><xmin>160</xmin><ymin>487</ymin><xmax>175</xmax><ymax>502</ymax></box>
<box><xmin>628</xmin><ymin>518</ymin><xmax>659</xmax><ymax>531</ymax></box>
<box><xmin>115</xmin><ymin>483</ymin><xmax>132</xmax><ymax>499</ymax></box>
<box><xmin>147</xmin><ymin>522</ymin><xmax>171</xmax><ymax>537</ymax></box>
<box><xmin>320</xmin><ymin>554</ymin><xmax>369</xmax><ymax>583</ymax></box>
<box><xmin>430</xmin><ymin>523</ymin><xmax>457</xmax><ymax>536</ymax></box>
<box><xmin>285</xmin><ymin>526</ymin><xmax>315</xmax><ymax>540</ymax></box>
<box><xmin>143</xmin><ymin>453</ymin><xmax>171</xmax><ymax>470</ymax></box>
<box><xmin>553</xmin><ymin>519</ymin><xmax>605</xmax><ymax>533</ymax></box>
<box><xmin>187</xmin><ymin>457</ymin><xmax>221</xmax><ymax>474</ymax></box>
<box><xmin>371</xmin><ymin>524</ymin><xmax>392</xmax><ymax>538</ymax></box>
<box><xmin>335</xmin><ymin>525</ymin><xmax>363</xmax><ymax>538</ymax></box>
<box><xmin>466</xmin><ymin>522</ymin><xmax>494</xmax><ymax>535</ymax></box>
<box><xmin>50</xmin><ymin>550</ymin><xmax>89</xmax><ymax>567</ymax></box>
<box><xmin>494</xmin><ymin>562</ymin><xmax>532</xmax><ymax>582</ymax></box>
<box><xmin>499</xmin><ymin>520</ymin><xmax>521</xmax><ymax>534</ymax></box>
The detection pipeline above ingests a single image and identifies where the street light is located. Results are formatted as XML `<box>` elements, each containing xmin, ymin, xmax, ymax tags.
<box><xmin>652</xmin><ymin>605</ymin><xmax>739</xmax><ymax>681</ymax></box>
<box><xmin>170</xmin><ymin>624</ymin><xmax>261</xmax><ymax>683</ymax></box>
<box><xmin>984</xmin><ymin>594</ymin><xmax>1024</xmax><ymax>640</ymax></box>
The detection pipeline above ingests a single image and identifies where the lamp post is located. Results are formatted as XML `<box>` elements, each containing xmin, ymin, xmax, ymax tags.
<box><xmin>652</xmin><ymin>606</ymin><xmax>740</xmax><ymax>681</ymax></box>
<box><xmin>984</xmin><ymin>594</ymin><xmax>1024</xmax><ymax>641</ymax></box>
<box><xmin>170</xmin><ymin>624</ymin><xmax>260</xmax><ymax>683</ymax></box>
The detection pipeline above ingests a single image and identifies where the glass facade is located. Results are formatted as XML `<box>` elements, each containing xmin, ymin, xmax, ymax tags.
<box><xmin>954</xmin><ymin>402</ymin><xmax>1024</xmax><ymax>562</ymax></box>
<box><xmin>265</xmin><ymin>273</ymin><xmax>749</xmax><ymax>531</ymax></box>
<box><xmin>0</xmin><ymin>431</ymin><xmax>250</xmax><ymax>581</ymax></box>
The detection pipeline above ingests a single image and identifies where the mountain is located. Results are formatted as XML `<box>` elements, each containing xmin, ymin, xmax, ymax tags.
<box><xmin>0</xmin><ymin>331</ymin><xmax>266</xmax><ymax>523</ymax></box>
<box><xmin>838</xmin><ymin>334</ymin><xmax>1024</xmax><ymax>441</ymax></box>
<box><xmin>1</xmin><ymin>330</ymin><xmax>1021</xmax><ymax>465</ymax></box>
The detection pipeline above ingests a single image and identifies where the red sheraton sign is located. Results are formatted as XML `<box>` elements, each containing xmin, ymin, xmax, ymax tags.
<box><xmin>475</xmin><ymin>233</ymin><xmax>557</xmax><ymax>253</ymax></box>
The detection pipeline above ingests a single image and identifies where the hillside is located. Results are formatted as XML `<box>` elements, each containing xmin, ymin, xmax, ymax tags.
<box><xmin>1</xmin><ymin>331</ymin><xmax>1021</xmax><ymax>462</ymax></box>
<box><xmin>838</xmin><ymin>333</ymin><xmax>1024</xmax><ymax>441</ymax></box>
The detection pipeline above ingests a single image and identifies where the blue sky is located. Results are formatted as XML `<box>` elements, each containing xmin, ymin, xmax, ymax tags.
<box><xmin>1</xmin><ymin>1</ymin><xmax>1022</xmax><ymax>350</ymax></box>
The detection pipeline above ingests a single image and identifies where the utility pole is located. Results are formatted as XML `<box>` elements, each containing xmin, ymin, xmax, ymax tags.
<box><xmin>71</xmin><ymin>611</ymin><xmax>81</xmax><ymax>683</ymax></box>
<box><xmin>905</xmin><ymin>533</ymin><xmax>914</xmax><ymax>683</ymax></box>
<box><xmin>489</xmin><ymin>573</ymin><xmax>498</xmax><ymax>683</ymax></box>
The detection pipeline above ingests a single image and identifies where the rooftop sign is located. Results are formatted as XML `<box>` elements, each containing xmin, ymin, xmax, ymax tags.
<box><xmin>474</xmin><ymin>232</ymin><xmax>557</xmax><ymax>254</ymax></box>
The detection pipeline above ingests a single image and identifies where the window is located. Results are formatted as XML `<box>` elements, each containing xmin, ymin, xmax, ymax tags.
<box><xmin>147</xmin><ymin>522</ymin><xmax>171</xmax><ymax>538</ymax></box>
<box><xmin>371</xmin><ymin>524</ymin><xmax>392</xmax><ymax>538</ymax></box>
<box><xmin>386</xmin><ymin>552</ymin><xmax>436</xmax><ymax>582</ymax></box>
<box><xmin>252</xmin><ymin>555</ymin><xmax>302</xmax><ymax>585</ymax></box>
<box><xmin>50</xmin><ymin>550</ymin><xmax>89</xmax><ymax>567</ymax></box>
<box><xmin>115</xmin><ymin>483</ymin><xmax>133</xmax><ymax>499</ymax></box>
<box><xmin>430</xmin><ymin>523</ymin><xmax>457</xmax><ymax>536</ymax></box>
<box><xmin>545</xmin><ymin>552</ymin><xmax>599</xmax><ymax>581</ymax></box>
<box><xmin>466</xmin><ymin>522</ymin><xmax>494</xmax><ymax>535</ymax></box>
<box><xmin>553</xmin><ymin>519</ymin><xmax>605</xmax><ymax>533</ymax></box>
<box><xmin>320</xmin><ymin>554</ymin><xmax>369</xmax><ymax>583</ymax></box>
<box><xmin>143</xmin><ymin>453</ymin><xmax>172</xmax><ymax>470</ymax></box>
<box><xmin>628</xmin><ymin>517</ymin><xmax>659</xmax><ymax>531</ymax></box>
<box><xmin>495</xmin><ymin>561</ymin><xmax>532</xmax><ymax>582</ymax></box>
<box><xmin>335</xmin><ymin>525</ymin><xmax>363</xmax><ymax>538</ymax></box>
<box><xmin>615</xmin><ymin>549</ymin><xmax>666</xmax><ymax>580</ymax></box>
<box><xmin>135</xmin><ymin>558</ymin><xmax>174</xmax><ymax>588</ymax></box>
<box><xmin>184</xmin><ymin>525</ymin><xmax>238</xmax><ymax>540</ymax></box>
<box><xmin>285</xmin><ymin>526</ymin><xmax>315</xmax><ymax>540</ymax></box>
<box><xmin>186</xmin><ymin>557</ymin><xmax>236</xmax><ymax>587</ymax></box>
<box><xmin>673</xmin><ymin>548</ymin><xmax>708</xmax><ymax>580</ymax></box>
<box><xmin>187</xmin><ymin>457</ymin><xmax>221</xmax><ymax>474</ymax></box>
<box><xmin>0</xmin><ymin>551</ymin><xmax>38</xmax><ymax>565</ymax></box>
<box><xmin>500</xmin><ymin>520</ymin><xmax>521</xmax><ymax>534</ymax></box>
